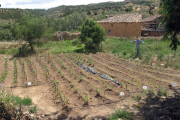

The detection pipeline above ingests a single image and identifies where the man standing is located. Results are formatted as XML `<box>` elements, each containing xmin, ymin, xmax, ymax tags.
<box><xmin>131</xmin><ymin>36</ymin><xmax>145</xmax><ymax>57</ymax></box>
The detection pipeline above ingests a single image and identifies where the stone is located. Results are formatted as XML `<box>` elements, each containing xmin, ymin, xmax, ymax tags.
<box><xmin>31</xmin><ymin>114</ymin><xmax>34</xmax><ymax>117</ymax></box>
<box><xmin>161</xmin><ymin>96</ymin><xmax>166</xmax><ymax>99</ymax></box>
<box><xmin>36</xmin><ymin>116</ymin><xmax>41</xmax><ymax>119</ymax></box>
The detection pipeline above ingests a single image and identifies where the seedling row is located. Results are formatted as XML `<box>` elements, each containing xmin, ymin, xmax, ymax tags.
<box><xmin>0</xmin><ymin>53</ymin><xmax>178</xmax><ymax>108</ymax></box>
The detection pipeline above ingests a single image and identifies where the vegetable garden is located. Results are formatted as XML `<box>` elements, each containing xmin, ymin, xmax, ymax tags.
<box><xmin>0</xmin><ymin>53</ymin><xmax>180</xmax><ymax>110</ymax></box>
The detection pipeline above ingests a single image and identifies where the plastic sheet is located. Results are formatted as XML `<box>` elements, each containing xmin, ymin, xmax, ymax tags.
<box><xmin>77</xmin><ymin>62</ymin><xmax>121</xmax><ymax>85</ymax></box>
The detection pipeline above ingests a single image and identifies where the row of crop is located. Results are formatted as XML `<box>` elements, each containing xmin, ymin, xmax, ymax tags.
<box><xmin>19</xmin><ymin>58</ymin><xmax>27</xmax><ymax>84</ymax></box>
<box><xmin>36</xmin><ymin>55</ymin><xmax>72</xmax><ymax>107</ymax></box>
<box><xmin>49</xmin><ymin>55</ymin><xmax>91</xmax><ymax>106</ymax></box>
<box><xmin>67</xmin><ymin>53</ymin><xmax>139</xmax><ymax>92</ymax></box>
<box><xmin>58</xmin><ymin>53</ymin><xmax>123</xmax><ymax>100</ymax></box>
<box><xmin>90</xmin><ymin>54</ymin><xmax>169</xmax><ymax>88</ymax></box>
<box><xmin>81</xmin><ymin>54</ymin><xmax>156</xmax><ymax>89</ymax></box>
<box><xmin>67</xmin><ymin>53</ymin><xmax>95</xmax><ymax>66</ymax></box>
<box><xmin>36</xmin><ymin>56</ymin><xmax>50</xmax><ymax>79</ymax></box>
<box><xmin>27</xmin><ymin>58</ymin><xmax>38</xmax><ymax>81</ymax></box>
<box><xmin>47</xmin><ymin>54</ymin><xmax>111</xmax><ymax>105</ymax></box>
<box><xmin>0</xmin><ymin>59</ymin><xmax>8</xmax><ymax>82</ymax></box>
<box><xmin>14</xmin><ymin>58</ymin><xmax>18</xmax><ymax>83</ymax></box>
<box><xmin>51</xmin><ymin>55</ymin><xmax>91</xmax><ymax>105</ymax></box>
<box><xmin>101</xmin><ymin>53</ymin><xmax>180</xmax><ymax>79</ymax></box>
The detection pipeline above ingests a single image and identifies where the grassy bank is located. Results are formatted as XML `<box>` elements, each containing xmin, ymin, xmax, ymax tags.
<box><xmin>37</xmin><ymin>40</ymin><xmax>84</xmax><ymax>54</ymax></box>
<box><xmin>102</xmin><ymin>37</ymin><xmax>180</xmax><ymax>69</ymax></box>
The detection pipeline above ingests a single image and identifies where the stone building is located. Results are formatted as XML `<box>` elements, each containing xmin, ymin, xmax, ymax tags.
<box><xmin>53</xmin><ymin>31</ymin><xmax>81</xmax><ymax>41</ymax></box>
<box><xmin>141</xmin><ymin>15</ymin><xmax>164</xmax><ymax>36</ymax></box>
<box><xmin>97</xmin><ymin>13</ymin><xmax>142</xmax><ymax>37</ymax></box>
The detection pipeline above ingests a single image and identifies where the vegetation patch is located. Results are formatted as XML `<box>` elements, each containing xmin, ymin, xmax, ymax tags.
<box><xmin>109</xmin><ymin>109</ymin><xmax>133</xmax><ymax>120</ymax></box>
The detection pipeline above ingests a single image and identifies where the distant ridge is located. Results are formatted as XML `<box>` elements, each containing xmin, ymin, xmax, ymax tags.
<box><xmin>124</xmin><ymin>0</ymin><xmax>159</xmax><ymax>2</ymax></box>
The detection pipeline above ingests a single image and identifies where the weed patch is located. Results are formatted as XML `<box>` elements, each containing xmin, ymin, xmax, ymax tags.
<box><xmin>109</xmin><ymin>109</ymin><xmax>133</xmax><ymax>120</ymax></box>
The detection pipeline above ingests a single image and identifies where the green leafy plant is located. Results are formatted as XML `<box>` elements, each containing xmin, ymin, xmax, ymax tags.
<box><xmin>5</xmin><ymin>59</ymin><xmax>8</xmax><ymax>67</ymax></box>
<box><xmin>90</xmin><ymin>85</ymin><xmax>94</xmax><ymax>89</ymax></box>
<box><xmin>21</xmin><ymin>97</ymin><xmax>32</xmax><ymax>106</ymax></box>
<box><xmin>75</xmin><ymin>87</ymin><xmax>79</xmax><ymax>93</ymax></box>
<box><xmin>14</xmin><ymin>58</ymin><xmax>18</xmax><ymax>83</ymax></box>
<box><xmin>158</xmin><ymin>88</ymin><xmax>167</xmax><ymax>97</ymax></box>
<box><xmin>155</xmin><ymin>85</ymin><xmax>159</xmax><ymax>88</ymax></box>
<box><xmin>110</xmin><ymin>86</ymin><xmax>114</xmax><ymax>89</ymax></box>
<box><xmin>70</xmin><ymin>83</ymin><xmax>75</xmax><ymax>88</ymax></box>
<box><xmin>79</xmin><ymin>76</ymin><xmax>83</xmax><ymax>82</ymax></box>
<box><xmin>29</xmin><ymin>106</ymin><xmax>37</xmax><ymax>113</ymax></box>
<box><xmin>133</xmin><ymin>94</ymin><xmax>142</xmax><ymax>102</ymax></box>
<box><xmin>109</xmin><ymin>109</ymin><xmax>133</xmax><ymax>120</ymax></box>
<box><xmin>63</xmin><ymin>98</ymin><xmax>69</xmax><ymax>106</ymax></box>
<box><xmin>0</xmin><ymin>70</ymin><xmax>8</xmax><ymax>82</ymax></box>
<box><xmin>96</xmin><ymin>87</ymin><xmax>102</xmax><ymax>95</ymax></box>
<box><xmin>121</xmin><ymin>83</ymin><xmax>124</xmax><ymax>88</ymax></box>
<box><xmin>58</xmin><ymin>69</ymin><xmax>61</xmax><ymax>73</ymax></box>
<box><xmin>84</xmin><ymin>96</ymin><xmax>89</xmax><ymax>104</ymax></box>
<box><xmin>45</xmin><ymin>72</ymin><xmax>49</xmax><ymax>78</ymax></box>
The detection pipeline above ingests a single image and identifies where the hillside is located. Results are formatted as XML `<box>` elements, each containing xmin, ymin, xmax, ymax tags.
<box><xmin>0</xmin><ymin>0</ymin><xmax>160</xmax><ymax>20</ymax></box>
<box><xmin>0</xmin><ymin>0</ymin><xmax>161</xmax><ymax>41</ymax></box>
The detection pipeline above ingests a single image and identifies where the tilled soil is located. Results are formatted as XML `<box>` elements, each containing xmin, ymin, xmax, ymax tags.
<box><xmin>0</xmin><ymin>53</ymin><xmax>179</xmax><ymax>119</ymax></box>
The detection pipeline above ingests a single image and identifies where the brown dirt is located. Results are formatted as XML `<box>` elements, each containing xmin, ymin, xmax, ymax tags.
<box><xmin>0</xmin><ymin>53</ymin><xmax>179</xmax><ymax>119</ymax></box>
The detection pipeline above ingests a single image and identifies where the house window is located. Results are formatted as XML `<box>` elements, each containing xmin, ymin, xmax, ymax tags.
<box><xmin>108</xmin><ymin>29</ymin><xmax>112</xmax><ymax>34</ymax></box>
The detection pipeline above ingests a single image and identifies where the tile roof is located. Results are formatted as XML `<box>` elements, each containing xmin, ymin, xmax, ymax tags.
<box><xmin>97</xmin><ymin>13</ymin><xmax>142</xmax><ymax>23</ymax></box>
<box><xmin>141</xmin><ymin>15</ymin><xmax>163</xmax><ymax>22</ymax></box>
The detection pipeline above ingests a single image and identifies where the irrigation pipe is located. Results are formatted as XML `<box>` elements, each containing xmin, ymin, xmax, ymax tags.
<box><xmin>69</xmin><ymin>87</ymin><xmax>180</xmax><ymax>109</ymax></box>
<box><xmin>0</xmin><ymin>81</ymin><xmax>180</xmax><ymax>109</ymax></box>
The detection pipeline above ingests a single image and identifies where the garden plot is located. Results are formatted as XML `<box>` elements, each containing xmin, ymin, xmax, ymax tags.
<box><xmin>0</xmin><ymin>53</ymin><xmax>179</xmax><ymax>118</ymax></box>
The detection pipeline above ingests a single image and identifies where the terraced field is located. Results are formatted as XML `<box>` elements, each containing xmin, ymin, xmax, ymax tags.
<box><xmin>0</xmin><ymin>53</ymin><xmax>179</xmax><ymax>119</ymax></box>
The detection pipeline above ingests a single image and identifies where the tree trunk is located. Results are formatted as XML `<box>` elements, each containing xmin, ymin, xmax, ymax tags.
<box><xmin>29</xmin><ymin>41</ymin><xmax>33</xmax><ymax>51</ymax></box>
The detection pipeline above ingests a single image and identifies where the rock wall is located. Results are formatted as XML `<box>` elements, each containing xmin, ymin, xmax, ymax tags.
<box><xmin>53</xmin><ymin>31</ymin><xmax>81</xmax><ymax>41</ymax></box>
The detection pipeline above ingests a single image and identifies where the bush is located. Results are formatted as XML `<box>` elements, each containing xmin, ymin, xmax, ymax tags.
<box><xmin>78</xmin><ymin>19</ymin><xmax>105</xmax><ymax>53</ymax></box>
<box><xmin>21</xmin><ymin>97</ymin><xmax>32</xmax><ymax>106</ymax></box>
<box><xmin>29</xmin><ymin>106</ymin><xmax>37</xmax><ymax>113</ymax></box>
<box><xmin>158</xmin><ymin>88</ymin><xmax>167</xmax><ymax>97</ymax></box>
<box><xmin>0</xmin><ymin>90</ymin><xmax>24</xmax><ymax>119</ymax></box>
<box><xmin>109</xmin><ymin>109</ymin><xmax>133</xmax><ymax>120</ymax></box>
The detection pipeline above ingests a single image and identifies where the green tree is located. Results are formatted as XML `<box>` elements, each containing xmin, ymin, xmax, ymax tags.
<box><xmin>148</xmin><ymin>0</ymin><xmax>154</xmax><ymax>15</ymax></box>
<box><xmin>159</xmin><ymin>0</ymin><xmax>180</xmax><ymax>50</ymax></box>
<box><xmin>94</xmin><ymin>11</ymin><xmax>98</xmax><ymax>15</ymax></box>
<box><xmin>0</xmin><ymin>20</ymin><xmax>13</xmax><ymax>41</ymax></box>
<box><xmin>87</xmin><ymin>10</ymin><xmax>91</xmax><ymax>15</ymax></box>
<box><xmin>17</xmin><ymin>14</ymin><xmax>45</xmax><ymax>50</ymax></box>
<box><xmin>81</xmin><ymin>12</ymin><xmax>88</xmax><ymax>21</ymax></box>
<box><xmin>52</xmin><ymin>18</ymin><xmax>61</xmax><ymax>32</ymax></box>
<box><xmin>78</xmin><ymin>19</ymin><xmax>105</xmax><ymax>52</ymax></box>
<box><xmin>68</xmin><ymin>12</ymin><xmax>82</xmax><ymax>31</ymax></box>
